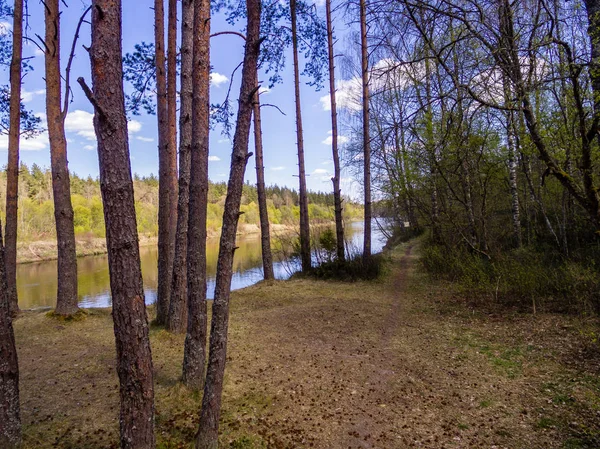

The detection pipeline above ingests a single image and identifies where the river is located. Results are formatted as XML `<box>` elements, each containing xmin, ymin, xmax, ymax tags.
<box><xmin>17</xmin><ymin>220</ymin><xmax>390</xmax><ymax>310</ymax></box>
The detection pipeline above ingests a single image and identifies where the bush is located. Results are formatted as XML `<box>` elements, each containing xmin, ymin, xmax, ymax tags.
<box><xmin>306</xmin><ymin>253</ymin><xmax>386</xmax><ymax>282</ymax></box>
<box><xmin>421</xmin><ymin>239</ymin><xmax>600</xmax><ymax>314</ymax></box>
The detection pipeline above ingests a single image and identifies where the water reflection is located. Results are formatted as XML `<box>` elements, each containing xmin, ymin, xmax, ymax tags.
<box><xmin>17</xmin><ymin>220</ymin><xmax>388</xmax><ymax>309</ymax></box>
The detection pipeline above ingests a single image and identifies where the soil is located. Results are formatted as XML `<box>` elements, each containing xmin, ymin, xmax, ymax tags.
<box><xmin>14</xmin><ymin>241</ymin><xmax>600</xmax><ymax>448</ymax></box>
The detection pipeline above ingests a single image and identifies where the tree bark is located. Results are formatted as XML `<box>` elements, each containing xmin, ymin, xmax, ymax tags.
<box><xmin>195</xmin><ymin>0</ymin><xmax>260</xmax><ymax>445</ymax></box>
<box><xmin>167</xmin><ymin>0</ymin><xmax>178</xmax><ymax>256</ymax></box>
<box><xmin>167</xmin><ymin>0</ymin><xmax>194</xmax><ymax>334</ymax></box>
<box><xmin>79</xmin><ymin>1</ymin><xmax>155</xmax><ymax>447</ymax></box>
<box><xmin>0</xmin><ymin>221</ymin><xmax>20</xmax><ymax>448</ymax></box>
<box><xmin>291</xmin><ymin>0</ymin><xmax>311</xmax><ymax>272</ymax></box>
<box><xmin>583</xmin><ymin>0</ymin><xmax>600</xmax><ymax>229</ymax></box>
<box><xmin>5</xmin><ymin>0</ymin><xmax>23</xmax><ymax>316</ymax></box>
<box><xmin>183</xmin><ymin>0</ymin><xmax>210</xmax><ymax>389</ymax></box>
<box><xmin>253</xmin><ymin>88</ymin><xmax>275</xmax><ymax>280</ymax></box>
<box><xmin>360</xmin><ymin>0</ymin><xmax>372</xmax><ymax>261</ymax></box>
<box><xmin>326</xmin><ymin>0</ymin><xmax>345</xmax><ymax>262</ymax></box>
<box><xmin>45</xmin><ymin>0</ymin><xmax>79</xmax><ymax>316</ymax></box>
<box><xmin>155</xmin><ymin>0</ymin><xmax>175</xmax><ymax>325</ymax></box>
<box><xmin>506</xmin><ymin>110</ymin><xmax>523</xmax><ymax>248</ymax></box>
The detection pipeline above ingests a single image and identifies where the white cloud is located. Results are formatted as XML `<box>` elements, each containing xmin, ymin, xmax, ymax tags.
<box><xmin>22</xmin><ymin>89</ymin><xmax>45</xmax><ymax>103</ymax></box>
<box><xmin>208</xmin><ymin>155</ymin><xmax>221</xmax><ymax>162</ymax></box>
<box><xmin>65</xmin><ymin>109</ymin><xmax>142</xmax><ymax>141</ymax></box>
<box><xmin>319</xmin><ymin>77</ymin><xmax>362</xmax><ymax>112</ymax></box>
<box><xmin>0</xmin><ymin>21</ymin><xmax>11</xmax><ymax>36</ymax></box>
<box><xmin>136</xmin><ymin>136</ymin><xmax>154</xmax><ymax>142</ymax></box>
<box><xmin>0</xmin><ymin>112</ymin><xmax>49</xmax><ymax>151</ymax></box>
<box><xmin>322</xmin><ymin>134</ymin><xmax>349</xmax><ymax>146</ymax></box>
<box><xmin>312</xmin><ymin>168</ymin><xmax>328</xmax><ymax>175</ymax></box>
<box><xmin>0</xmin><ymin>132</ymin><xmax>49</xmax><ymax>151</ymax></box>
<box><xmin>210</xmin><ymin>73</ymin><xmax>228</xmax><ymax>87</ymax></box>
<box><xmin>270</xmin><ymin>166</ymin><xmax>285</xmax><ymax>171</ymax></box>
<box><xmin>128</xmin><ymin>120</ymin><xmax>142</xmax><ymax>133</ymax></box>
<box><xmin>319</xmin><ymin>58</ymin><xmax>425</xmax><ymax>112</ymax></box>
<box><xmin>217</xmin><ymin>138</ymin><xmax>231</xmax><ymax>144</ymax></box>
<box><xmin>83</xmin><ymin>145</ymin><xmax>95</xmax><ymax>151</ymax></box>
<box><xmin>259</xmin><ymin>86</ymin><xmax>271</xmax><ymax>95</ymax></box>
<box><xmin>65</xmin><ymin>110</ymin><xmax>96</xmax><ymax>140</ymax></box>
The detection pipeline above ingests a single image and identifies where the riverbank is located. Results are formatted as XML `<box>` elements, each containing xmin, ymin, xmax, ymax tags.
<box><xmin>14</xmin><ymin>222</ymin><xmax>315</xmax><ymax>264</ymax></box>
<box><xmin>14</xmin><ymin>241</ymin><xmax>600</xmax><ymax>448</ymax></box>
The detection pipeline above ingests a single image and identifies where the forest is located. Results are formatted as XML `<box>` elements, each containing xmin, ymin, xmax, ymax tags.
<box><xmin>0</xmin><ymin>0</ymin><xmax>599</xmax><ymax>448</ymax></box>
<box><xmin>0</xmin><ymin>163</ymin><xmax>362</xmax><ymax>241</ymax></box>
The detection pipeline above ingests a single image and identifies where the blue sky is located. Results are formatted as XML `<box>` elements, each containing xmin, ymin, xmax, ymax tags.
<box><xmin>0</xmin><ymin>0</ymin><xmax>363</xmax><ymax>198</ymax></box>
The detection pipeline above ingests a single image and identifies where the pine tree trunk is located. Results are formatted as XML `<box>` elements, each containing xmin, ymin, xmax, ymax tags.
<box><xmin>5</xmin><ymin>0</ymin><xmax>23</xmax><ymax>316</ymax></box>
<box><xmin>45</xmin><ymin>0</ymin><xmax>79</xmax><ymax>316</ymax></box>
<box><xmin>360</xmin><ymin>0</ymin><xmax>372</xmax><ymax>261</ymax></box>
<box><xmin>326</xmin><ymin>0</ymin><xmax>345</xmax><ymax>262</ymax></box>
<box><xmin>167</xmin><ymin>0</ymin><xmax>178</xmax><ymax>257</ymax></box>
<box><xmin>291</xmin><ymin>0</ymin><xmax>311</xmax><ymax>272</ymax></box>
<box><xmin>183</xmin><ymin>0</ymin><xmax>210</xmax><ymax>389</ymax></box>
<box><xmin>79</xmin><ymin>1</ymin><xmax>155</xmax><ymax>446</ymax></box>
<box><xmin>253</xmin><ymin>88</ymin><xmax>275</xmax><ymax>280</ymax></box>
<box><xmin>155</xmin><ymin>0</ymin><xmax>174</xmax><ymax>325</ymax></box>
<box><xmin>167</xmin><ymin>0</ymin><xmax>194</xmax><ymax>334</ymax></box>
<box><xmin>195</xmin><ymin>0</ymin><xmax>260</xmax><ymax>445</ymax></box>
<box><xmin>0</xmin><ymin>221</ymin><xmax>20</xmax><ymax>447</ymax></box>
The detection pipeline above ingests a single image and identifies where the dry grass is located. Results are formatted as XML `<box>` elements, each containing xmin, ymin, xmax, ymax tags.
<box><xmin>14</xmin><ymin>241</ymin><xmax>600</xmax><ymax>448</ymax></box>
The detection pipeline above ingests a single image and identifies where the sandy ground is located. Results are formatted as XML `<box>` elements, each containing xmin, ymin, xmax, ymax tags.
<box><xmin>14</xmin><ymin>241</ymin><xmax>600</xmax><ymax>448</ymax></box>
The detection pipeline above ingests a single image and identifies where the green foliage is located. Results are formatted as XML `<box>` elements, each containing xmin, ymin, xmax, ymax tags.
<box><xmin>421</xmin><ymin>238</ymin><xmax>600</xmax><ymax>314</ymax></box>
<box><xmin>306</xmin><ymin>253</ymin><xmax>386</xmax><ymax>282</ymax></box>
<box><xmin>0</xmin><ymin>163</ymin><xmax>363</xmax><ymax>242</ymax></box>
<box><xmin>319</xmin><ymin>227</ymin><xmax>337</xmax><ymax>255</ymax></box>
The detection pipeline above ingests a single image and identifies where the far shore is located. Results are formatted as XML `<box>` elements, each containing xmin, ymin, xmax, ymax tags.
<box><xmin>15</xmin><ymin>221</ymin><xmax>345</xmax><ymax>264</ymax></box>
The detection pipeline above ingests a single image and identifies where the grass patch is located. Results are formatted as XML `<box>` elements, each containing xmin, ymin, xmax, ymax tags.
<box><xmin>45</xmin><ymin>309</ymin><xmax>89</xmax><ymax>322</ymax></box>
<box><xmin>536</xmin><ymin>417</ymin><xmax>558</xmax><ymax>429</ymax></box>
<box><xmin>479</xmin><ymin>399</ymin><xmax>494</xmax><ymax>408</ymax></box>
<box><xmin>420</xmin><ymin>240</ymin><xmax>600</xmax><ymax>314</ymax></box>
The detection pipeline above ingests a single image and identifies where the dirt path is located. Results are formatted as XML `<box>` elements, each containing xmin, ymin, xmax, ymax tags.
<box><xmin>14</xmin><ymin>241</ymin><xmax>600</xmax><ymax>448</ymax></box>
<box><xmin>224</xmin><ymin>242</ymin><xmax>600</xmax><ymax>448</ymax></box>
<box><xmin>382</xmin><ymin>244</ymin><xmax>413</xmax><ymax>344</ymax></box>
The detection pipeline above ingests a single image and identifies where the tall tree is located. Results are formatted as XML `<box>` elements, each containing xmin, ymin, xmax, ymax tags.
<box><xmin>5</xmin><ymin>0</ymin><xmax>23</xmax><ymax>315</ymax></box>
<box><xmin>291</xmin><ymin>0</ymin><xmax>312</xmax><ymax>272</ymax></box>
<box><xmin>0</xmin><ymin>220</ymin><xmax>20</xmax><ymax>448</ymax></box>
<box><xmin>78</xmin><ymin>0</ymin><xmax>155</xmax><ymax>446</ymax></box>
<box><xmin>583</xmin><ymin>0</ymin><xmax>600</xmax><ymax>229</ymax></box>
<box><xmin>167</xmin><ymin>0</ymin><xmax>178</xmax><ymax>261</ymax></box>
<box><xmin>182</xmin><ymin>0</ymin><xmax>210</xmax><ymax>389</ymax></box>
<box><xmin>359</xmin><ymin>0</ymin><xmax>371</xmax><ymax>261</ymax></box>
<box><xmin>155</xmin><ymin>0</ymin><xmax>177</xmax><ymax>325</ymax></box>
<box><xmin>167</xmin><ymin>0</ymin><xmax>194</xmax><ymax>334</ymax></box>
<box><xmin>326</xmin><ymin>0</ymin><xmax>345</xmax><ymax>261</ymax></box>
<box><xmin>253</xmin><ymin>86</ymin><xmax>275</xmax><ymax>280</ymax></box>
<box><xmin>196</xmin><ymin>0</ymin><xmax>261</xmax><ymax>444</ymax></box>
<box><xmin>44</xmin><ymin>0</ymin><xmax>83</xmax><ymax>316</ymax></box>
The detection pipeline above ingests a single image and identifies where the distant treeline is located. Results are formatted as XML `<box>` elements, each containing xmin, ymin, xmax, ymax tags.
<box><xmin>0</xmin><ymin>163</ymin><xmax>362</xmax><ymax>241</ymax></box>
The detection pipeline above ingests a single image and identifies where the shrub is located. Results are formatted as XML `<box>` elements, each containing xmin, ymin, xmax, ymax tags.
<box><xmin>306</xmin><ymin>253</ymin><xmax>386</xmax><ymax>282</ymax></box>
<box><xmin>421</xmin><ymin>239</ymin><xmax>600</xmax><ymax>314</ymax></box>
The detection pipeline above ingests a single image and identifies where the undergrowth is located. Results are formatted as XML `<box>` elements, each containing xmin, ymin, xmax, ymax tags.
<box><xmin>303</xmin><ymin>252</ymin><xmax>387</xmax><ymax>282</ymax></box>
<box><xmin>421</xmin><ymin>239</ymin><xmax>600</xmax><ymax>314</ymax></box>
